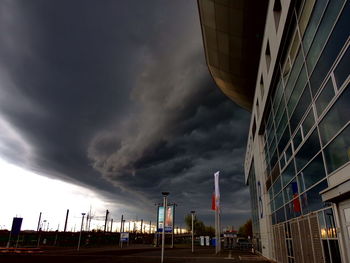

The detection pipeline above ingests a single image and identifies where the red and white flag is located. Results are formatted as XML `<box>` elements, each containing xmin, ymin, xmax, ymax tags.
<box><xmin>212</xmin><ymin>171</ymin><xmax>220</xmax><ymax>211</ymax></box>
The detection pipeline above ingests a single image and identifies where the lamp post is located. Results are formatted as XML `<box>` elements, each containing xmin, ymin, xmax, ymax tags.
<box><xmin>191</xmin><ymin>211</ymin><xmax>195</xmax><ymax>253</ymax></box>
<box><xmin>161</xmin><ymin>192</ymin><xmax>169</xmax><ymax>263</ymax></box>
<box><xmin>77</xmin><ymin>213</ymin><xmax>85</xmax><ymax>251</ymax></box>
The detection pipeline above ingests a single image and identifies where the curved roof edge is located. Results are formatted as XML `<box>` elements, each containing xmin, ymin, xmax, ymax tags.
<box><xmin>197</xmin><ymin>0</ymin><xmax>268</xmax><ymax>111</ymax></box>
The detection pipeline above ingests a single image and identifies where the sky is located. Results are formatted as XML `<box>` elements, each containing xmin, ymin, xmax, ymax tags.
<box><xmin>0</xmin><ymin>0</ymin><xmax>251</xmax><ymax>231</ymax></box>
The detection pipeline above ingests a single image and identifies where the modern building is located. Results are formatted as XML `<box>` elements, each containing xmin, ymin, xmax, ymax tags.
<box><xmin>198</xmin><ymin>0</ymin><xmax>350</xmax><ymax>262</ymax></box>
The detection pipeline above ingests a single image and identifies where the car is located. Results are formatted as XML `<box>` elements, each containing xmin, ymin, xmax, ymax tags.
<box><xmin>236</xmin><ymin>238</ymin><xmax>253</xmax><ymax>249</ymax></box>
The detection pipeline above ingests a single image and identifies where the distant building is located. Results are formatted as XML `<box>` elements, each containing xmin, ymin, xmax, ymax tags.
<box><xmin>198</xmin><ymin>0</ymin><xmax>350</xmax><ymax>262</ymax></box>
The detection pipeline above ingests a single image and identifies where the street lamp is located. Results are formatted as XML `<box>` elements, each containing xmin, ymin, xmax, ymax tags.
<box><xmin>161</xmin><ymin>192</ymin><xmax>169</xmax><ymax>263</ymax></box>
<box><xmin>77</xmin><ymin>213</ymin><xmax>86</xmax><ymax>251</ymax></box>
<box><xmin>191</xmin><ymin>211</ymin><xmax>195</xmax><ymax>253</ymax></box>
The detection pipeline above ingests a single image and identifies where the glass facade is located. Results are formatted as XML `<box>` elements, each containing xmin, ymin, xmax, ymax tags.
<box><xmin>261</xmin><ymin>0</ymin><xmax>349</xmax><ymax>262</ymax></box>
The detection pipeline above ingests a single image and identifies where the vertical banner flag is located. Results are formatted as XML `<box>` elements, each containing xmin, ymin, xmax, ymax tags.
<box><xmin>214</xmin><ymin>171</ymin><xmax>220</xmax><ymax>212</ymax></box>
<box><xmin>157</xmin><ymin>206</ymin><xmax>173</xmax><ymax>232</ymax></box>
<box><xmin>291</xmin><ymin>182</ymin><xmax>301</xmax><ymax>213</ymax></box>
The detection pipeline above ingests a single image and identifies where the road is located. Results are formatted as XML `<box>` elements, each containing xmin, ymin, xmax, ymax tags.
<box><xmin>0</xmin><ymin>246</ymin><xmax>271</xmax><ymax>263</ymax></box>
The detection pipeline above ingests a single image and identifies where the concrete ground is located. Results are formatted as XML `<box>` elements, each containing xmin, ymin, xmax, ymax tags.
<box><xmin>0</xmin><ymin>245</ymin><xmax>271</xmax><ymax>263</ymax></box>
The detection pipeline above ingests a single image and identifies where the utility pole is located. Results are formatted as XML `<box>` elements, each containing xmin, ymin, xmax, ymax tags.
<box><xmin>103</xmin><ymin>210</ymin><xmax>109</xmax><ymax>233</ymax></box>
<box><xmin>161</xmin><ymin>192</ymin><xmax>169</xmax><ymax>263</ymax></box>
<box><xmin>149</xmin><ymin>221</ymin><xmax>152</xmax><ymax>234</ymax></box>
<box><xmin>120</xmin><ymin>215</ymin><xmax>124</xmax><ymax>233</ymax></box>
<box><xmin>36</xmin><ymin>212</ymin><xmax>42</xmax><ymax>231</ymax></box>
<box><xmin>140</xmin><ymin>219</ymin><xmax>143</xmax><ymax>234</ymax></box>
<box><xmin>64</xmin><ymin>209</ymin><xmax>69</xmax><ymax>232</ymax></box>
<box><xmin>110</xmin><ymin>219</ymin><xmax>113</xmax><ymax>232</ymax></box>
<box><xmin>191</xmin><ymin>211</ymin><xmax>195</xmax><ymax>253</ymax></box>
<box><xmin>77</xmin><ymin>213</ymin><xmax>85</xmax><ymax>251</ymax></box>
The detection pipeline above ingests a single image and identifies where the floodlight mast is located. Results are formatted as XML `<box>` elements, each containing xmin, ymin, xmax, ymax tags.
<box><xmin>161</xmin><ymin>192</ymin><xmax>169</xmax><ymax>263</ymax></box>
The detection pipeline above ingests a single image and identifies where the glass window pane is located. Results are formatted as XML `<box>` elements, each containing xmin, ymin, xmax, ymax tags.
<box><xmin>315</xmin><ymin>78</ymin><xmax>335</xmax><ymax>116</ymax></box>
<box><xmin>309</xmin><ymin>1</ymin><xmax>350</xmax><ymax>96</ymax></box>
<box><xmin>278</xmin><ymin>126</ymin><xmax>290</xmax><ymax>154</ymax></box>
<box><xmin>290</xmin><ymin>85</ymin><xmax>312</xmax><ymax>133</ymax></box>
<box><xmin>298</xmin><ymin>154</ymin><xmax>326</xmax><ymax>191</ymax></box>
<box><xmin>302</xmin><ymin>0</ymin><xmax>328</xmax><ymax>54</ymax></box>
<box><xmin>285</xmin><ymin>144</ymin><xmax>293</xmax><ymax>161</ymax></box>
<box><xmin>276</xmin><ymin>207</ymin><xmax>286</xmax><ymax>223</ymax></box>
<box><xmin>273</xmin><ymin>176</ymin><xmax>282</xmax><ymax>196</ymax></box>
<box><xmin>329</xmin><ymin>240</ymin><xmax>342</xmax><ymax>263</ymax></box>
<box><xmin>280</xmin><ymin>154</ymin><xmax>286</xmax><ymax>169</ymax></box>
<box><xmin>287</xmin><ymin>66</ymin><xmax>308</xmax><ymax>115</ymax></box>
<box><xmin>295</xmin><ymin>129</ymin><xmax>321</xmax><ymax>171</ymax></box>
<box><xmin>276</xmin><ymin>110</ymin><xmax>288</xmax><ymax>142</ymax></box>
<box><xmin>282</xmin><ymin>160</ymin><xmax>296</xmax><ymax>186</ymax></box>
<box><xmin>318</xmin><ymin>211</ymin><xmax>327</xmax><ymax>238</ymax></box>
<box><xmin>324</xmin><ymin>124</ymin><xmax>350</xmax><ymax>174</ymax></box>
<box><xmin>302</xmin><ymin>108</ymin><xmax>315</xmax><ymax>136</ymax></box>
<box><xmin>273</xmin><ymin>79</ymin><xmax>284</xmax><ymax>113</ymax></box>
<box><xmin>322</xmin><ymin>240</ymin><xmax>331</xmax><ymax>263</ymax></box>
<box><xmin>319</xmin><ymin>84</ymin><xmax>350</xmax><ymax>145</ymax></box>
<box><xmin>275</xmin><ymin>95</ymin><xmax>286</xmax><ymax>127</ymax></box>
<box><xmin>284</xmin><ymin>178</ymin><xmax>298</xmax><ymax>202</ymax></box>
<box><xmin>293</xmin><ymin>128</ymin><xmax>303</xmax><ymax>150</ymax></box>
<box><xmin>275</xmin><ymin>191</ymin><xmax>284</xmax><ymax>209</ymax></box>
<box><xmin>301</xmin><ymin>180</ymin><xmax>328</xmax><ymax>214</ymax></box>
<box><xmin>334</xmin><ymin>46</ymin><xmax>350</xmax><ymax>88</ymax></box>
<box><xmin>306</xmin><ymin>0</ymin><xmax>345</xmax><ymax>77</ymax></box>
<box><xmin>324</xmin><ymin>208</ymin><xmax>337</xmax><ymax>238</ymax></box>
<box><xmin>285</xmin><ymin>198</ymin><xmax>301</xmax><ymax>220</ymax></box>
<box><xmin>272</xmin><ymin>213</ymin><xmax>276</xmax><ymax>225</ymax></box>
<box><xmin>285</xmin><ymin>50</ymin><xmax>303</xmax><ymax>101</ymax></box>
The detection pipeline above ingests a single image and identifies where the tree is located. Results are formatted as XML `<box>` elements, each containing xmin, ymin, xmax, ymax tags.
<box><xmin>238</xmin><ymin>219</ymin><xmax>252</xmax><ymax>238</ymax></box>
<box><xmin>184</xmin><ymin>214</ymin><xmax>215</xmax><ymax>236</ymax></box>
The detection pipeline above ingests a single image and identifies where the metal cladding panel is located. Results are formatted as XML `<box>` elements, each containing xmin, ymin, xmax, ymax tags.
<box><xmin>198</xmin><ymin>0</ymin><xmax>269</xmax><ymax>111</ymax></box>
<box><xmin>279</xmin><ymin>224</ymin><xmax>287</xmax><ymax>263</ymax></box>
<box><xmin>299</xmin><ymin>218</ymin><xmax>314</xmax><ymax>263</ymax></box>
<box><xmin>309</xmin><ymin>214</ymin><xmax>324</xmax><ymax>263</ymax></box>
<box><xmin>290</xmin><ymin>220</ymin><xmax>303</xmax><ymax>263</ymax></box>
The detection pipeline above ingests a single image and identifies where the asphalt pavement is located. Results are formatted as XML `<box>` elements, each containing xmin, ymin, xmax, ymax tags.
<box><xmin>0</xmin><ymin>245</ymin><xmax>271</xmax><ymax>263</ymax></box>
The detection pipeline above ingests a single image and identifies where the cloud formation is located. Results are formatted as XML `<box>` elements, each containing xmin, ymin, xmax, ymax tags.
<box><xmin>0</xmin><ymin>0</ymin><xmax>251</xmax><ymax>227</ymax></box>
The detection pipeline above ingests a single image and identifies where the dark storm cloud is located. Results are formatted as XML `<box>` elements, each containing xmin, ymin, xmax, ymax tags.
<box><xmin>0</xmin><ymin>0</ymin><xmax>251</xmax><ymax>227</ymax></box>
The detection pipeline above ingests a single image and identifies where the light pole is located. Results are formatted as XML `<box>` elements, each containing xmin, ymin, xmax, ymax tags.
<box><xmin>161</xmin><ymin>192</ymin><xmax>169</xmax><ymax>263</ymax></box>
<box><xmin>191</xmin><ymin>211</ymin><xmax>195</xmax><ymax>253</ymax></box>
<box><xmin>77</xmin><ymin>213</ymin><xmax>85</xmax><ymax>251</ymax></box>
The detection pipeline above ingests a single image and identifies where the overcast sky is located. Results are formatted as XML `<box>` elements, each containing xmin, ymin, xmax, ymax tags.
<box><xmin>0</xmin><ymin>0</ymin><xmax>251</xmax><ymax>230</ymax></box>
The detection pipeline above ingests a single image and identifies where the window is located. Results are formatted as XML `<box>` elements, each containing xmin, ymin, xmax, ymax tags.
<box><xmin>295</xmin><ymin>129</ymin><xmax>320</xmax><ymax>171</ymax></box>
<box><xmin>319</xmin><ymin>84</ymin><xmax>350</xmax><ymax>145</ymax></box>
<box><xmin>301</xmin><ymin>108</ymin><xmax>315</xmax><ymax>136</ymax></box>
<box><xmin>334</xmin><ymin>46</ymin><xmax>350</xmax><ymax>88</ymax></box>
<box><xmin>300</xmin><ymin>180</ymin><xmax>328</xmax><ymax>214</ymax></box>
<box><xmin>297</xmin><ymin>154</ymin><xmax>326</xmax><ymax>192</ymax></box>
<box><xmin>282</xmin><ymin>159</ymin><xmax>296</xmax><ymax>186</ymax></box>
<box><xmin>324</xmin><ymin>123</ymin><xmax>350</xmax><ymax>174</ymax></box>
<box><xmin>315</xmin><ymin>78</ymin><xmax>335</xmax><ymax>116</ymax></box>
<box><xmin>308</xmin><ymin>0</ymin><xmax>349</xmax><ymax>96</ymax></box>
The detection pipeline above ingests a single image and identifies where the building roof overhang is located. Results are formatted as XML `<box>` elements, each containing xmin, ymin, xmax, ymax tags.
<box><xmin>197</xmin><ymin>0</ymin><xmax>268</xmax><ymax>111</ymax></box>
